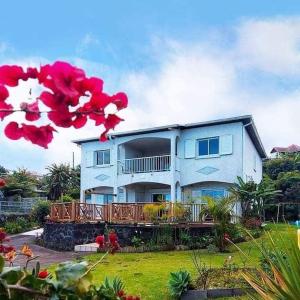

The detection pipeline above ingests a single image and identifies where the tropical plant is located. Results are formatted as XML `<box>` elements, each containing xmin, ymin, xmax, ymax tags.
<box><xmin>242</xmin><ymin>229</ymin><xmax>300</xmax><ymax>299</ymax></box>
<box><xmin>230</xmin><ymin>176</ymin><xmax>280</xmax><ymax>220</ymax></box>
<box><xmin>168</xmin><ymin>270</ymin><xmax>191</xmax><ymax>299</ymax></box>
<box><xmin>143</xmin><ymin>203</ymin><xmax>167</xmax><ymax>222</ymax></box>
<box><xmin>45</xmin><ymin>163</ymin><xmax>72</xmax><ymax>200</ymax></box>
<box><xmin>31</xmin><ymin>200</ymin><xmax>51</xmax><ymax>225</ymax></box>
<box><xmin>200</xmin><ymin>196</ymin><xmax>236</xmax><ymax>251</ymax></box>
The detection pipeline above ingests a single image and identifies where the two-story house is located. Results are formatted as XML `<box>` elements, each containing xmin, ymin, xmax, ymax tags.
<box><xmin>74</xmin><ymin>115</ymin><xmax>266</xmax><ymax>206</ymax></box>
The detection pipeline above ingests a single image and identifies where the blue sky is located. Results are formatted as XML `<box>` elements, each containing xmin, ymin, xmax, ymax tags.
<box><xmin>0</xmin><ymin>1</ymin><xmax>300</xmax><ymax>172</ymax></box>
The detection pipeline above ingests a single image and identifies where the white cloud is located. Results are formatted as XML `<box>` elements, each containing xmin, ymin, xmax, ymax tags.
<box><xmin>236</xmin><ymin>17</ymin><xmax>300</xmax><ymax>75</ymax></box>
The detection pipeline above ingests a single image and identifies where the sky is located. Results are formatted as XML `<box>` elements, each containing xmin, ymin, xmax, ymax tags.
<box><xmin>0</xmin><ymin>0</ymin><xmax>300</xmax><ymax>173</ymax></box>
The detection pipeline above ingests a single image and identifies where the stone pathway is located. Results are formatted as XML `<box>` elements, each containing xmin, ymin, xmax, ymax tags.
<box><xmin>5</xmin><ymin>229</ymin><xmax>79</xmax><ymax>268</ymax></box>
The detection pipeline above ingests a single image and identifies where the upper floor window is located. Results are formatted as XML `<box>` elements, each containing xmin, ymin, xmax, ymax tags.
<box><xmin>95</xmin><ymin>149</ymin><xmax>110</xmax><ymax>165</ymax></box>
<box><xmin>198</xmin><ymin>137</ymin><xmax>219</xmax><ymax>156</ymax></box>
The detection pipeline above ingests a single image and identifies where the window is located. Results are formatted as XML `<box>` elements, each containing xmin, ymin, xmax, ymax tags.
<box><xmin>201</xmin><ymin>189</ymin><xmax>225</xmax><ymax>199</ymax></box>
<box><xmin>95</xmin><ymin>150</ymin><xmax>110</xmax><ymax>165</ymax></box>
<box><xmin>152</xmin><ymin>193</ymin><xmax>171</xmax><ymax>202</ymax></box>
<box><xmin>198</xmin><ymin>137</ymin><xmax>219</xmax><ymax>156</ymax></box>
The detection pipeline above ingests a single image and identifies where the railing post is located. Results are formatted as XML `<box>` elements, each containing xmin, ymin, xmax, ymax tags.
<box><xmin>71</xmin><ymin>201</ymin><xmax>75</xmax><ymax>221</ymax></box>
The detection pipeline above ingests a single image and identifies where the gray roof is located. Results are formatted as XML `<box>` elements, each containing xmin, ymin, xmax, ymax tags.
<box><xmin>73</xmin><ymin>115</ymin><xmax>267</xmax><ymax>158</ymax></box>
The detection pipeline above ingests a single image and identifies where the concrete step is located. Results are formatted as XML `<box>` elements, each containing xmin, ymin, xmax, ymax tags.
<box><xmin>74</xmin><ymin>242</ymin><xmax>98</xmax><ymax>252</ymax></box>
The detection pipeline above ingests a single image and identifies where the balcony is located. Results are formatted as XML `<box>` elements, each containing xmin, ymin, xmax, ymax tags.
<box><xmin>118</xmin><ymin>155</ymin><xmax>171</xmax><ymax>174</ymax></box>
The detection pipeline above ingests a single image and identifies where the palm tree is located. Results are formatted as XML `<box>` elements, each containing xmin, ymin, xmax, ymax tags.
<box><xmin>46</xmin><ymin>163</ymin><xmax>72</xmax><ymax>200</ymax></box>
<box><xmin>200</xmin><ymin>195</ymin><xmax>236</xmax><ymax>251</ymax></box>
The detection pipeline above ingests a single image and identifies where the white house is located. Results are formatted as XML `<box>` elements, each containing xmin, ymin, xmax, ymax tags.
<box><xmin>74</xmin><ymin>115</ymin><xmax>266</xmax><ymax>205</ymax></box>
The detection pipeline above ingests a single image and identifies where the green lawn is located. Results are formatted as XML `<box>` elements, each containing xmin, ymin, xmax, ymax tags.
<box><xmin>49</xmin><ymin>223</ymin><xmax>297</xmax><ymax>300</ymax></box>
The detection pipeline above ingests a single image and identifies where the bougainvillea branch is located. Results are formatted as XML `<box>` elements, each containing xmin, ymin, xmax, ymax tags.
<box><xmin>0</xmin><ymin>61</ymin><xmax>128</xmax><ymax>148</ymax></box>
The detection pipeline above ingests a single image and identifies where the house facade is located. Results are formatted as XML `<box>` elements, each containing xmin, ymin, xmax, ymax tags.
<box><xmin>74</xmin><ymin>115</ymin><xmax>266</xmax><ymax>205</ymax></box>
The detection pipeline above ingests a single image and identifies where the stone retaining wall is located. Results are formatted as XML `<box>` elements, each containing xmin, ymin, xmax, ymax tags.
<box><xmin>43</xmin><ymin>222</ymin><xmax>212</xmax><ymax>251</ymax></box>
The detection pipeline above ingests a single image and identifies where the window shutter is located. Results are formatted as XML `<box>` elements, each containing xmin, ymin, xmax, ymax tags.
<box><xmin>85</xmin><ymin>151</ymin><xmax>95</xmax><ymax>167</ymax></box>
<box><xmin>220</xmin><ymin>135</ymin><xmax>233</xmax><ymax>155</ymax></box>
<box><xmin>184</xmin><ymin>139</ymin><xmax>195</xmax><ymax>158</ymax></box>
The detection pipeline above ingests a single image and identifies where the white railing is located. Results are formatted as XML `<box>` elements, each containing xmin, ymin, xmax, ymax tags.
<box><xmin>118</xmin><ymin>155</ymin><xmax>171</xmax><ymax>174</ymax></box>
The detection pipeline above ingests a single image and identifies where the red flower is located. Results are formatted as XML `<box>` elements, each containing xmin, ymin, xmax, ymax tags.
<box><xmin>47</xmin><ymin>61</ymin><xmax>86</xmax><ymax>98</ymax></box>
<box><xmin>0</xmin><ymin>178</ymin><xmax>6</xmax><ymax>188</ymax></box>
<box><xmin>95</xmin><ymin>235</ymin><xmax>105</xmax><ymax>248</ymax></box>
<box><xmin>25</xmin><ymin>67</ymin><xmax>38</xmax><ymax>80</ymax></box>
<box><xmin>0</xmin><ymin>101</ymin><xmax>13</xmax><ymax>120</ymax></box>
<box><xmin>104</xmin><ymin>114</ymin><xmax>123</xmax><ymax>130</ymax></box>
<box><xmin>38</xmin><ymin>270</ymin><xmax>49</xmax><ymax>279</ymax></box>
<box><xmin>117</xmin><ymin>290</ymin><xmax>125</xmax><ymax>297</ymax></box>
<box><xmin>20</xmin><ymin>100</ymin><xmax>41</xmax><ymax>121</ymax></box>
<box><xmin>224</xmin><ymin>233</ymin><xmax>230</xmax><ymax>241</ymax></box>
<box><xmin>111</xmin><ymin>92</ymin><xmax>128</xmax><ymax>110</ymax></box>
<box><xmin>0</xmin><ymin>229</ymin><xmax>7</xmax><ymax>242</ymax></box>
<box><xmin>72</xmin><ymin>114</ymin><xmax>87</xmax><ymax>129</ymax></box>
<box><xmin>0</xmin><ymin>85</ymin><xmax>9</xmax><ymax>102</ymax></box>
<box><xmin>22</xmin><ymin>124</ymin><xmax>56</xmax><ymax>148</ymax></box>
<box><xmin>3</xmin><ymin>245</ymin><xmax>15</xmax><ymax>254</ymax></box>
<box><xmin>108</xmin><ymin>232</ymin><xmax>118</xmax><ymax>245</ymax></box>
<box><xmin>0</xmin><ymin>65</ymin><xmax>25</xmax><ymax>86</ymax></box>
<box><xmin>4</xmin><ymin>122</ymin><xmax>23</xmax><ymax>140</ymax></box>
<box><xmin>108</xmin><ymin>231</ymin><xmax>120</xmax><ymax>253</ymax></box>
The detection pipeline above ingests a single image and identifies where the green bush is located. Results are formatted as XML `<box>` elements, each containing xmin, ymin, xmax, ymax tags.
<box><xmin>168</xmin><ymin>270</ymin><xmax>191</xmax><ymax>299</ymax></box>
<box><xmin>61</xmin><ymin>194</ymin><xmax>74</xmax><ymax>202</ymax></box>
<box><xmin>4</xmin><ymin>221</ymin><xmax>22</xmax><ymax>234</ymax></box>
<box><xmin>31</xmin><ymin>200</ymin><xmax>51</xmax><ymax>225</ymax></box>
<box><xmin>4</xmin><ymin>217</ymin><xmax>34</xmax><ymax>234</ymax></box>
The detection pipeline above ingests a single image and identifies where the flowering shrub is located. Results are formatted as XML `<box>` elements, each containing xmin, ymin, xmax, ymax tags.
<box><xmin>0</xmin><ymin>229</ymin><xmax>140</xmax><ymax>299</ymax></box>
<box><xmin>0</xmin><ymin>61</ymin><xmax>128</xmax><ymax>148</ymax></box>
<box><xmin>242</xmin><ymin>217</ymin><xmax>262</xmax><ymax>230</ymax></box>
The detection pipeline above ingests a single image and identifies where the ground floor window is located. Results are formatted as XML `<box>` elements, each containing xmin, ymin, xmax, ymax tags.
<box><xmin>191</xmin><ymin>188</ymin><xmax>226</xmax><ymax>202</ymax></box>
<box><xmin>152</xmin><ymin>193</ymin><xmax>171</xmax><ymax>202</ymax></box>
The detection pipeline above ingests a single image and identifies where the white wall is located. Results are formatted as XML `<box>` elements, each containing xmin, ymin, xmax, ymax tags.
<box><xmin>243</xmin><ymin>127</ymin><xmax>263</xmax><ymax>183</ymax></box>
<box><xmin>179</xmin><ymin>122</ymin><xmax>244</xmax><ymax>186</ymax></box>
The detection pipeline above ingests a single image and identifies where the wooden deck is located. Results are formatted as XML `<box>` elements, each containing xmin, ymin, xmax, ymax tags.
<box><xmin>49</xmin><ymin>202</ymin><xmax>212</xmax><ymax>224</ymax></box>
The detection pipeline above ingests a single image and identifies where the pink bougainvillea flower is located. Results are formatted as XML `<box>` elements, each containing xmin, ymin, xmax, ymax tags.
<box><xmin>0</xmin><ymin>101</ymin><xmax>13</xmax><ymax>120</ymax></box>
<box><xmin>79</xmin><ymin>77</ymin><xmax>104</xmax><ymax>94</ymax></box>
<box><xmin>0</xmin><ymin>65</ymin><xmax>25</xmax><ymax>86</ymax></box>
<box><xmin>0</xmin><ymin>85</ymin><xmax>9</xmax><ymax>102</ymax></box>
<box><xmin>111</xmin><ymin>92</ymin><xmax>128</xmax><ymax>110</ymax></box>
<box><xmin>22</xmin><ymin>124</ymin><xmax>56</xmax><ymax>148</ymax></box>
<box><xmin>20</xmin><ymin>100</ymin><xmax>41</xmax><ymax>121</ymax></box>
<box><xmin>48</xmin><ymin>61</ymin><xmax>86</xmax><ymax>98</ymax></box>
<box><xmin>104</xmin><ymin>114</ymin><xmax>123</xmax><ymax>130</ymax></box>
<box><xmin>48</xmin><ymin>107</ymin><xmax>73</xmax><ymax>128</ymax></box>
<box><xmin>72</xmin><ymin>113</ymin><xmax>87</xmax><ymax>129</ymax></box>
<box><xmin>0</xmin><ymin>178</ymin><xmax>6</xmax><ymax>188</ymax></box>
<box><xmin>4</xmin><ymin>122</ymin><xmax>23</xmax><ymax>140</ymax></box>
<box><xmin>24</xmin><ymin>67</ymin><xmax>38</xmax><ymax>80</ymax></box>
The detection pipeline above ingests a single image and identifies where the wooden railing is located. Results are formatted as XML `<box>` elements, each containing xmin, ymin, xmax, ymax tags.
<box><xmin>49</xmin><ymin>202</ymin><xmax>213</xmax><ymax>224</ymax></box>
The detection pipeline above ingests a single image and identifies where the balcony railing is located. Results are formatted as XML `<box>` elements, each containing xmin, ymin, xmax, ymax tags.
<box><xmin>118</xmin><ymin>155</ymin><xmax>171</xmax><ymax>174</ymax></box>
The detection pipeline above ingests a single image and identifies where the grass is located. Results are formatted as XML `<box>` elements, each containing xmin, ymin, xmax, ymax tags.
<box><xmin>49</xmin><ymin>223</ymin><xmax>297</xmax><ymax>300</ymax></box>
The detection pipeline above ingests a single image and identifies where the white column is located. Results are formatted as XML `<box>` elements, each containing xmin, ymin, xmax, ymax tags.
<box><xmin>113</xmin><ymin>186</ymin><xmax>118</xmax><ymax>203</ymax></box>
<box><xmin>170</xmin><ymin>134</ymin><xmax>176</xmax><ymax>202</ymax></box>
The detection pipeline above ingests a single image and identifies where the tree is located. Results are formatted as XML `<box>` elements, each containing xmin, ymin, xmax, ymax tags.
<box><xmin>45</xmin><ymin>163</ymin><xmax>73</xmax><ymax>200</ymax></box>
<box><xmin>0</xmin><ymin>165</ymin><xmax>8</xmax><ymax>175</ymax></box>
<box><xmin>2</xmin><ymin>168</ymin><xmax>38</xmax><ymax>198</ymax></box>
